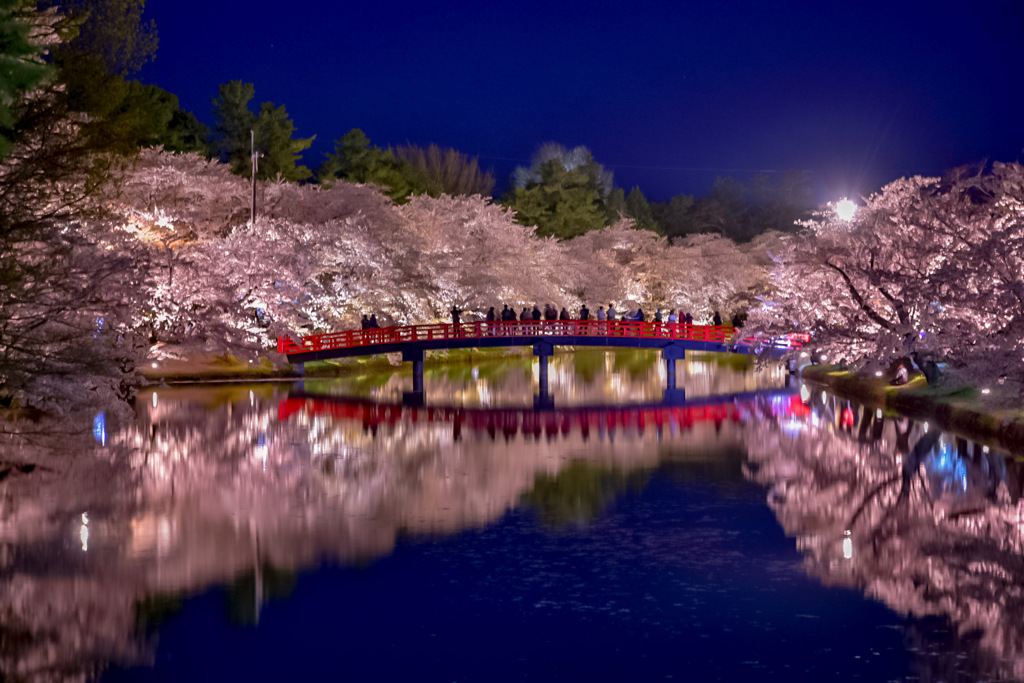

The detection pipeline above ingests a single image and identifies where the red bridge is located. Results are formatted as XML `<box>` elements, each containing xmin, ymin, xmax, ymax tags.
<box><xmin>278</xmin><ymin>320</ymin><xmax>800</xmax><ymax>359</ymax></box>
<box><xmin>277</xmin><ymin>321</ymin><xmax>803</xmax><ymax>406</ymax></box>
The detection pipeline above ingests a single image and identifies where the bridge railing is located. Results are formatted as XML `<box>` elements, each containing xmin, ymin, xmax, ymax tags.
<box><xmin>277</xmin><ymin>320</ymin><xmax>760</xmax><ymax>356</ymax></box>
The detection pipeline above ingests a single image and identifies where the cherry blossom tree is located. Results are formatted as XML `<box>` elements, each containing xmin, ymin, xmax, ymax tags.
<box><xmin>562</xmin><ymin>225</ymin><xmax>763</xmax><ymax>320</ymax></box>
<box><xmin>745</xmin><ymin>164</ymin><xmax>1024</xmax><ymax>391</ymax></box>
<box><xmin>103</xmin><ymin>151</ymin><xmax>776</xmax><ymax>366</ymax></box>
<box><xmin>0</xmin><ymin>4</ymin><xmax>154</xmax><ymax>412</ymax></box>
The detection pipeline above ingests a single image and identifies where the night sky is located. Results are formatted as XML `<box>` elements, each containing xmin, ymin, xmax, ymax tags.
<box><xmin>139</xmin><ymin>0</ymin><xmax>1024</xmax><ymax>203</ymax></box>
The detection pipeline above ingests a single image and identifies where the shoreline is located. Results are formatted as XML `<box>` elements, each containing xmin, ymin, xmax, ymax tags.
<box><xmin>801</xmin><ymin>365</ymin><xmax>1024</xmax><ymax>457</ymax></box>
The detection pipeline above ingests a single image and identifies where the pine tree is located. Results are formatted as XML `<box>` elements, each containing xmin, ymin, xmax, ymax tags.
<box><xmin>210</xmin><ymin>81</ymin><xmax>313</xmax><ymax>181</ymax></box>
<box><xmin>625</xmin><ymin>186</ymin><xmax>657</xmax><ymax>233</ymax></box>
<box><xmin>0</xmin><ymin>0</ymin><xmax>53</xmax><ymax>157</ymax></box>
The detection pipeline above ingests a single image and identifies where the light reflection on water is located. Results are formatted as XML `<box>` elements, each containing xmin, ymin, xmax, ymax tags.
<box><xmin>0</xmin><ymin>354</ymin><xmax>1022</xmax><ymax>682</ymax></box>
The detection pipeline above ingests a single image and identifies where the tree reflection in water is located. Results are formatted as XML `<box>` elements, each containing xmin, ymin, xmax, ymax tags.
<box><xmin>0</xmin><ymin>379</ymin><xmax>772</xmax><ymax>682</ymax></box>
<box><xmin>3</xmin><ymin>374</ymin><xmax>1023</xmax><ymax>682</ymax></box>
<box><xmin>744</xmin><ymin>384</ymin><xmax>1024</xmax><ymax>681</ymax></box>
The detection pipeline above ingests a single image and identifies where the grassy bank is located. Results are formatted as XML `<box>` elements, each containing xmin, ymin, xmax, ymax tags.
<box><xmin>141</xmin><ymin>348</ymin><xmax>535</xmax><ymax>384</ymax></box>
<box><xmin>802</xmin><ymin>365</ymin><xmax>1024</xmax><ymax>455</ymax></box>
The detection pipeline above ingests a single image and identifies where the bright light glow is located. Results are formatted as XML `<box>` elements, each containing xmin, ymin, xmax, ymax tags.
<box><xmin>875</xmin><ymin>371</ymin><xmax>883</xmax><ymax>377</ymax></box>
<box><xmin>835</xmin><ymin>198</ymin><xmax>857</xmax><ymax>221</ymax></box>
<box><xmin>151</xmin><ymin>362</ymin><xmax>158</xmax><ymax>368</ymax></box>
<box><xmin>876</xmin><ymin>409</ymin><xmax>883</xmax><ymax>419</ymax></box>
<box><xmin>842</xmin><ymin>537</ymin><xmax>853</xmax><ymax>559</ymax></box>
<box><xmin>981</xmin><ymin>388</ymin><xmax>991</xmax><ymax>395</ymax></box>
<box><xmin>80</xmin><ymin>512</ymin><xmax>89</xmax><ymax>552</ymax></box>
<box><xmin>152</xmin><ymin>392</ymin><xmax>158</xmax><ymax>408</ymax></box>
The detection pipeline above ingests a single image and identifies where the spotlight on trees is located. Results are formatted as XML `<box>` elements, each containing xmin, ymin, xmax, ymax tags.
<box><xmin>835</xmin><ymin>198</ymin><xmax>857</xmax><ymax>221</ymax></box>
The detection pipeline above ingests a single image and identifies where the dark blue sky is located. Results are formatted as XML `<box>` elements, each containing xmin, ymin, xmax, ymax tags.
<box><xmin>139</xmin><ymin>0</ymin><xmax>1024</xmax><ymax>202</ymax></box>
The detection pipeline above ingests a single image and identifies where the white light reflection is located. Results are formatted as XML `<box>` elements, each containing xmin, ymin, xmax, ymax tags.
<box><xmin>842</xmin><ymin>536</ymin><xmax>853</xmax><ymax>560</ymax></box>
<box><xmin>152</xmin><ymin>392</ymin><xmax>158</xmax><ymax>408</ymax></box>
<box><xmin>255</xmin><ymin>433</ymin><xmax>268</xmax><ymax>472</ymax></box>
<box><xmin>80</xmin><ymin>512</ymin><xmax>89</xmax><ymax>552</ymax></box>
<box><xmin>249</xmin><ymin>390</ymin><xmax>254</xmax><ymax>406</ymax></box>
<box><xmin>876</xmin><ymin>409</ymin><xmax>883</xmax><ymax>419</ymax></box>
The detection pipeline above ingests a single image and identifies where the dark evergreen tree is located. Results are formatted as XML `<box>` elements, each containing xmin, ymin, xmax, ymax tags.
<box><xmin>625</xmin><ymin>186</ymin><xmax>657</xmax><ymax>232</ymax></box>
<box><xmin>392</xmin><ymin>142</ymin><xmax>496</xmax><ymax>197</ymax></box>
<box><xmin>651</xmin><ymin>193</ymin><xmax>696</xmax><ymax>240</ymax></box>
<box><xmin>0</xmin><ymin>0</ymin><xmax>52</xmax><ymax>157</ymax></box>
<box><xmin>317</xmin><ymin>128</ymin><xmax>412</xmax><ymax>201</ymax></box>
<box><xmin>507</xmin><ymin>159</ymin><xmax>607</xmax><ymax>239</ymax></box>
<box><xmin>116</xmin><ymin>81</ymin><xmax>209</xmax><ymax>153</ymax></box>
<box><xmin>210</xmin><ymin>81</ymin><xmax>313</xmax><ymax>181</ymax></box>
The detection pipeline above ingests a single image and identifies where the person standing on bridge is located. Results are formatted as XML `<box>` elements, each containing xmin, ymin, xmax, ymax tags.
<box><xmin>607</xmin><ymin>304</ymin><xmax>617</xmax><ymax>321</ymax></box>
<box><xmin>712</xmin><ymin>310</ymin><xmax>722</xmax><ymax>326</ymax></box>
<box><xmin>361</xmin><ymin>314</ymin><xmax>370</xmax><ymax>330</ymax></box>
<box><xmin>485</xmin><ymin>306</ymin><xmax>496</xmax><ymax>336</ymax></box>
<box><xmin>596</xmin><ymin>306</ymin><xmax>606</xmax><ymax>321</ymax></box>
<box><xmin>668</xmin><ymin>310</ymin><xmax>678</xmax><ymax>324</ymax></box>
<box><xmin>520</xmin><ymin>307</ymin><xmax>530</xmax><ymax>321</ymax></box>
<box><xmin>580</xmin><ymin>304</ymin><xmax>590</xmax><ymax>321</ymax></box>
<box><xmin>451</xmin><ymin>306</ymin><xmax>462</xmax><ymax>338</ymax></box>
<box><xmin>684</xmin><ymin>311</ymin><xmax>693</xmax><ymax>325</ymax></box>
<box><xmin>368</xmin><ymin>314</ymin><xmax>379</xmax><ymax>328</ymax></box>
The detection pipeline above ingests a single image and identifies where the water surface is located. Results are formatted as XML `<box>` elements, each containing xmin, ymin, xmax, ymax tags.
<box><xmin>2</xmin><ymin>350</ymin><xmax>1022</xmax><ymax>681</ymax></box>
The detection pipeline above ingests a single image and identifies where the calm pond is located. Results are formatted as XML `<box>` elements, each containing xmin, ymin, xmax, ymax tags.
<box><xmin>3</xmin><ymin>349</ymin><xmax>1023</xmax><ymax>682</ymax></box>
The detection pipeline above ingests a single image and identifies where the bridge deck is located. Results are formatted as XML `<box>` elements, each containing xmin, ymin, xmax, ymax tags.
<box><xmin>278</xmin><ymin>321</ymin><xmax>801</xmax><ymax>364</ymax></box>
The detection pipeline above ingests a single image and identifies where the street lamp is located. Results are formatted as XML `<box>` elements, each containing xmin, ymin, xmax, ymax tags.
<box><xmin>835</xmin><ymin>198</ymin><xmax>857</xmax><ymax>221</ymax></box>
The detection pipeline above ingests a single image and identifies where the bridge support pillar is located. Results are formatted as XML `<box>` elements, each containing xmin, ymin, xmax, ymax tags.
<box><xmin>403</xmin><ymin>348</ymin><xmax>425</xmax><ymax>405</ymax></box>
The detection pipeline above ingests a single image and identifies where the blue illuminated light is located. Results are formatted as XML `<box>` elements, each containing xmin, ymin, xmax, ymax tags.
<box><xmin>92</xmin><ymin>412</ymin><xmax>106</xmax><ymax>447</ymax></box>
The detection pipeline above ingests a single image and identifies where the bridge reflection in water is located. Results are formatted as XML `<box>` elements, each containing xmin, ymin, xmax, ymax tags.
<box><xmin>279</xmin><ymin>387</ymin><xmax>803</xmax><ymax>441</ymax></box>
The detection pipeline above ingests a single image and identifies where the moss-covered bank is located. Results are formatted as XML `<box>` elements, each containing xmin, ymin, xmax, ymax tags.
<box><xmin>802</xmin><ymin>365</ymin><xmax>1024</xmax><ymax>456</ymax></box>
<box><xmin>142</xmin><ymin>348</ymin><xmax>534</xmax><ymax>385</ymax></box>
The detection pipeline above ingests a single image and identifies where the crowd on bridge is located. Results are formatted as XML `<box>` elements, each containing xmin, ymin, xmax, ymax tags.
<box><xmin>359</xmin><ymin>303</ymin><xmax>742</xmax><ymax>330</ymax></box>
<box><xmin>476</xmin><ymin>304</ymin><xmax>710</xmax><ymax>326</ymax></box>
